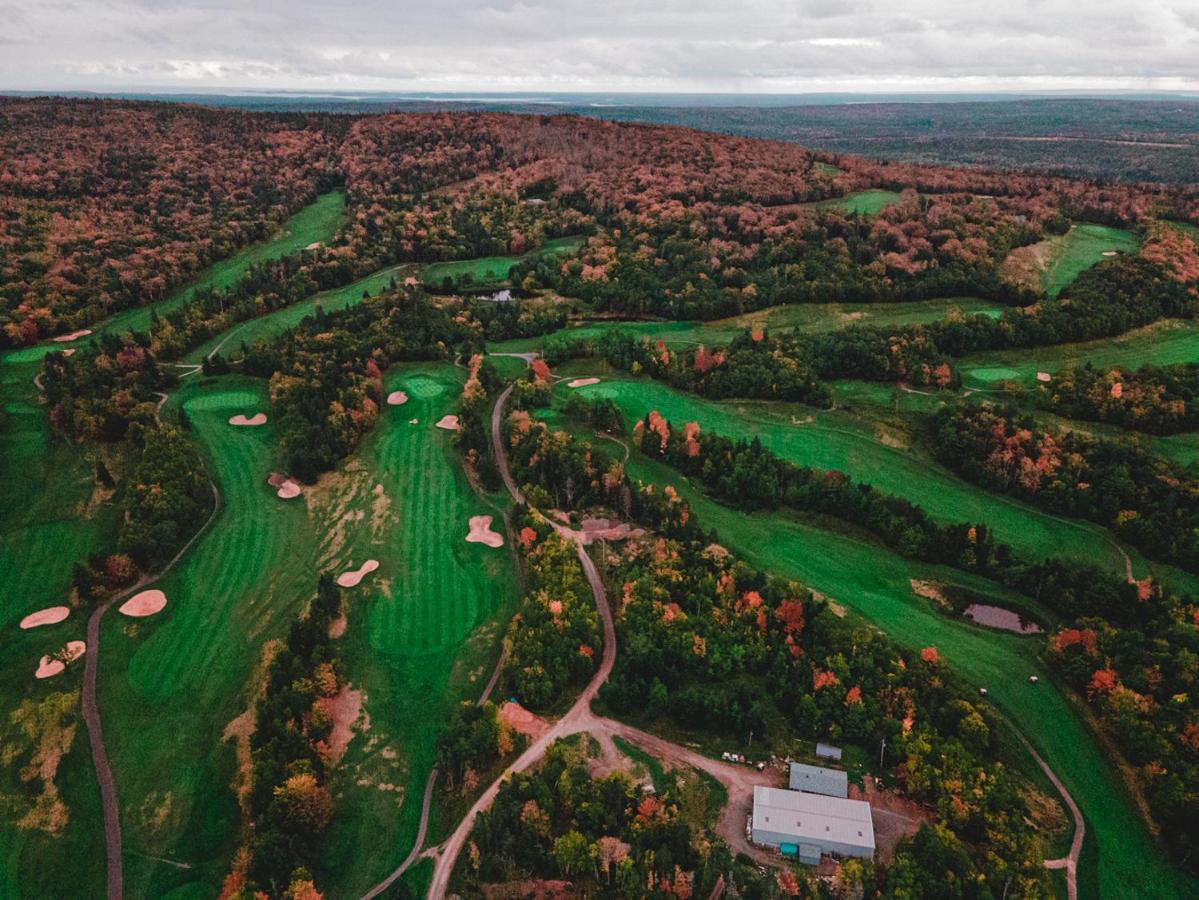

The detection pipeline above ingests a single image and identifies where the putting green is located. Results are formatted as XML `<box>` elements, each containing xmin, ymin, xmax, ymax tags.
<box><xmin>970</xmin><ymin>366</ymin><xmax>1021</xmax><ymax>382</ymax></box>
<box><xmin>2</xmin><ymin>192</ymin><xmax>347</xmax><ymax>366</ymax></box>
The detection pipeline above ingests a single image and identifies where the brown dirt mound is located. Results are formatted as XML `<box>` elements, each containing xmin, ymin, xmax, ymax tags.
<box><xmin>19</xmin><ymin>607</ymin><xmax>71</xmax><ymax>630</ymax></box>
<box><xmin>466</xmin><ymin>515</ymin><xmax>504</xmax><ymax>548</ymax></box>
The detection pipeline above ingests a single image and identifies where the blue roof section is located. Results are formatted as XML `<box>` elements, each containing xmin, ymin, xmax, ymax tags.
<box><xmin>789</xmin><ymin>762</ymin><xmax>849</xmax><ymax>798</ymax></box>
<box><xmin>815</xmin><ymin>742</ymin><xmax>843</xmax><ymax>760</ymax></box>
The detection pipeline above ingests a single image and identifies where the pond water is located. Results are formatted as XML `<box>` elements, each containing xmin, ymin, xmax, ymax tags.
<box><xmin>964</xmin><ymin>603</ymin><xmax>1042</xmax><ymax>634</ymax></box>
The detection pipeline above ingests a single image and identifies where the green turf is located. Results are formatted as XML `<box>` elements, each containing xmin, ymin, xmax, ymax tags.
<box><xmin>958</xmin><ymin>319</ymin><xmax>1199</xmax><ymax>391</ymax></box>
<box><xmin>92</xmin><ymin>366</ymin><xmax>516</xmax><ymax>897</ymax></box>
<box><xmin>184</xmin><ymin>262</ymin><xmax>415</xmax><ymax>364</ymax></box>
<box><xmin>1</xmin><ymin>192</ymin><xmax>346</xmax><ymax>366</ymax></box>
<box><xmin>613</xmin><ymin>447</ymin><xmax>1194</xmax><ymax>899</ymax></box>
<box><xmin>805</xmin><ymin>190</ymin><xmax>904</xmax><ymax>215</ymax></box>
<box><xmin>562</xmin><ymin>374</ymin><xmax>1144</xmax><ymax>580</ymax></box>
<box><xmin>486</xmin><ymin>297</ymin><xmax>1006</xmax><ymax>355</ymax></box>
<box><xmin>1005</xmin><ymin>224</ymin><xmax>1140</xmax><ymax>299</ymax></box>
<box><xmin>422</xmin><ymin>236</ymin><xmax>585</xmax><ymax>290</ymax></box>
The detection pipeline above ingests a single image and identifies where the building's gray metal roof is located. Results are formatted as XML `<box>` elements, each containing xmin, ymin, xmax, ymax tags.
<box><xmin>815</xmin><ymin>743</ymin><xmax>843</xmax><ymax>760</ymax></box>
<box><xmin>752</xmin><ymin>786</ymin><xmax>875</xmax><ymax>852</ymax></box>
<box><xmin>789</xmin><ymin>763</ymin><xmax>849</xmax><ymax>798</ymax></box>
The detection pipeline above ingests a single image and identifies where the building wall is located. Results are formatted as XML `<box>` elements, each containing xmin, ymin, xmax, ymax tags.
<box><xmin>751</xmin><ymin>827</ymin><xmax>873</xmax><ymax>859</ymax></box>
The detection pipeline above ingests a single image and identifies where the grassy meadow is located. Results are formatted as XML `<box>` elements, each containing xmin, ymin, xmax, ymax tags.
<box><xmin>804</xmin><ymin>189</ymin><xmax>904</xmax><ymax>215</ymax></box>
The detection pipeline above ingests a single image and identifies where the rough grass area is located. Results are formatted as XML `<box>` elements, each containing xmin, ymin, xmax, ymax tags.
<box><xmin>562</xmin><ymin>374</ymin><xmax>1142</xmax><ymax>579</ymax></box>
<box><xmin>184</xmin><ymin>261</ymin><xmax>416</xmax><ymax>363</ymax></box>
<box><xmin>3</xmin><ymin>192</ymin><xmax>346</xmax><ymax>366</ymax></box>
<box><xmin>422</xmin><ymin>236</ymin><xmax>585</xmax><ymax>290</ymax></box>
<box><xmin>1001</xmin><ymin>223</ymin><xmax>1140</xmax><ymax>298</ymax></box>
<box><xmin>487</xmin><ymin>297</ymin><xmax>1006</xmax><ymax>355</ymax></box>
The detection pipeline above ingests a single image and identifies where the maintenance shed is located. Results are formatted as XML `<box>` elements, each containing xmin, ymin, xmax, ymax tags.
<box><xmin>789</xmin><ymin>763</ymin><xmax>849</xmax><ymax>798</ymax></box>
<box><xmin>751</xmin><ymin>786</ymin><xmax>875</xmax><ymax>861</ymax></box>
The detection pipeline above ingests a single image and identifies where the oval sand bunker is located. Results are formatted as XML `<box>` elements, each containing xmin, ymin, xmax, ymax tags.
<box><xmin>119</xmin><ymin>589</ymin><xmax>167</xmax><ymax>618</ymax></box>
<box><xmin>435</xmin><ymin>415</ymin><xmax>460</xmax><ymax>431</ymax></box>
<box><xmin>386</xmin><ymin>391</ymin><xmax>409</xmax><ymax>406</ymax></box>
<box><xmin>229</xmin><ymin>413</ymin><xmax>268</xmax><ymax>426</ymax></box>
<box><xmin>466</xmin><ymin>515</ymin><xmax>504</xmax><ymax>548</ymax></box>
<box><xmin>337</xmin><ymin>560</ymin><xmax>380</xmax><ymax>588</ymax></box>
<box><xmin>567</xmin><ymin>377</ymin><xmax>601</xmax><ymax>389</ymax></box>
<box><xmin>20</xmin><ymin>606</ymin><xmax>70</xmax><ymax>630</ymax></box>
<box><xmin>53</xmin><ymin>329</ymin><xmax>92</xmax><ymax>343</ymax></box>
<box><xmin>277</xmin><ymin>480</ymin><xmax>302</xmax><ymax>499</ymax></box>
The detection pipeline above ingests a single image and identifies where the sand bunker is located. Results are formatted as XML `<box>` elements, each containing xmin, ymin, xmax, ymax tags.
<box><xmin>305</xmin><ymin>241</ymin><xmax>322</xmax><ymax>250</ymax></box>
<box><xmin>62</xmin><ymin>349</ymin><xmax>75</xmax><ymax>357</ymax></box>
<box><xmin>53</xmin><ymin>329</ymin><xmax>92</xmax><ymax>343</ymax></box>
<box><xmin>1102</xmin><ymin>250</ymin><xmax>1118</xmax><ymax>257</ymax></box>
<box><xmin>268</xmin><ymin>471</ymin><xmax>302</xmax><ymax>499</ymax></box>
<box><xmin>20</xmin><ymin>607</ymin><xmax>70</xmax><ymax>630</ymax></box>
<box><xmin>435</xmin><ymin>415</ymin><xmax>460</xmax><ymax>431</ymax></box>
<box><xmin>567</xmin><ymin>377</ymin><xmax>601</xmax><ymax>389</ymax></box>
<box><xmin>1036</xmin><ymin>372</ymin><xmax>1052</xmax><ymax>383</ymax></box>
<box><xmin>35</xmin><ymin>641</ymin><xmax>86</xmax><ymax>679</ymax></box>
<box><xmin>337</xmin><ymin>559</ymin><xmax>380</xmax><ymax>588</ymax></box>
<box><xmin>386</xmin><ymin>391</ymin><xmax>409</xmax><ymax>406</ymax></box>
<box><xmin>119</xmin><ymin>589</ymin><xmax>167</xmax><ymax>618</ymax></box>
<box><xmin>466</xmin><ymin>515</ymin><xmax>504</xmax><ymax>548</ymax></box>
<box><xmin>409</xmin><ymin>418</ymin><xmax>419</xmax><ymax>425</ymax></box>
<box><xmin>229</xmin><ymin>413</ymin><xmax>267</xmax><ymax>426</ymax></box>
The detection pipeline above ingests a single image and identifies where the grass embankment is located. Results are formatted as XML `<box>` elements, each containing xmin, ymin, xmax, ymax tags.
<box><xmin>96</xmin><ymin>365</ymin><xmax>516</xmax><ymax>897</ymax></box>
<box><xmin>422</xmin><ymin>236</ymin><xmax>585</xmax><ymax>290</ymax></box>
<box><xmin>563</xmin><ymin>373</ymin><xmax>1142</xmax><ymax>579</ymax></box>
<box><xmin>487</xmin><ymin>297</ymin><xmax>1005</xmax><ymax>355</ymax></box>
<box><xmin>6</xmin><ymin>192</ymin><xmax>347</xmax><ymax>366</ymax></box>
<box><xmin>568</xmin><ymin>402</ymin><xmax>1193</xmax><ymax>898</ymax></box>
<box><xmin>1002</xmin><ymin>223</ymin><xmax>1140</xmax><ymax>298</ymax></box>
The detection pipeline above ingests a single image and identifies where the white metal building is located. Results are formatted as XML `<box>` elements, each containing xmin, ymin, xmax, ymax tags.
<box><xmin>751</xmin><ymin>786</ymin><xmax>875</xmax><ymax>861</ymax></box>
<box><xmin>788</xmin><ymin>762</ymin><xmax>849</xmax><ymax>798</ymax></box>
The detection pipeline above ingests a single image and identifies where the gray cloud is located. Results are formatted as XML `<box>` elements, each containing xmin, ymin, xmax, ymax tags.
<box><xmin>2</xmin><ymin>0</ymin><xmax>1197</xmax><ymax>92</ymax></box>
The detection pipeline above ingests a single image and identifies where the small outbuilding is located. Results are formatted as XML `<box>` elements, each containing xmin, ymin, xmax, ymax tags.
<box><xmin>789</xmin><ymin>763</ymin><xmax>849</xmax><ymax>798</ymax></box>
<box><xmin>815</xmin><ymin>742</ymin><xmax>843</xmax><ymax>761</ymax></box>
<box><xmin>752</xmin><ymin>786</ymin><xmax>875</xmax><ymax>862</ymax></box>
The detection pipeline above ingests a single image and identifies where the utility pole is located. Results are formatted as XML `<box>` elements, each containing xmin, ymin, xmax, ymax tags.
<box><xmin>879</xmin><ymin>737</ymin><xmax>886</xmax><ymax>769</ymax></box>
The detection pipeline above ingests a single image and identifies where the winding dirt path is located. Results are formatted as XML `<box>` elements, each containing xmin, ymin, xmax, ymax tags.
<box><xmin>83</xmin><ymin>480</ymin><xmax>219</xmax><ymax>900</ymax></box>
<box><xmin>1019</xmin><ymin>734</ymin><xmax>1084</xmax><ymax>900</ymax></box>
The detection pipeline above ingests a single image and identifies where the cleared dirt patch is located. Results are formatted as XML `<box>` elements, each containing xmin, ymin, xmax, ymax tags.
<box><xmin>317</xmin><ymin>685</ymin><xmax>364</xmax><ymax>761</ymax></box>
<box><xmin>119</xmin><ymin>589</ymin><xmax>168</xmax><ymax>618</ymax></box>
<box><xmin>499</xmin><ymin>701</ymin><xmax>550</xmax><ymax>740</ymax></box>
<box><xmin>466</xmin><ymin>515</ymin><xmax>504</xmax><ymax>548</ymax></box>
<box><xmin>19</xmin><ymin>606</ymin><xmax>71</xmax><ymax>629</ymax></box>
<box><xmin>337</xmin><ymin>559</ymin><xmax>380</xmax><ymax>588</ymax></box>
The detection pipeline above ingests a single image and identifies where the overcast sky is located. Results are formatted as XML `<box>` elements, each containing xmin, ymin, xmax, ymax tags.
<box><xmin>3</xmin><ymin>0</ymin><xmax>1198</xmax><ymax>94</ymax></box>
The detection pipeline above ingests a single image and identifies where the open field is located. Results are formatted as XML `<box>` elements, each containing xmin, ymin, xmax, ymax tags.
<box><xmin>804</xmin><ymin>189</ymin><xmax>904</xmax><ymax>215</ymax></box>
<box><xmin>958</xmin><ymin>318</ymin><xmax>1199</xmax><ymax>390</ymax></box>
<box><xmin>422</xmin><ymin>236</ymin><xmax>585</xmax><ymax>290</ymax></box>
<box><xmin>611</xmin><ymin>448</ymin><xmax>1192</xmax><ymax>900</ymax></box>
<box><xmin>561</xmin><ymin>372</ymin><xmax>1143</xmax><ymax>578</ymax></box>
<box><xmin>184</xmin><ymin>262</ymin><xmax>415</xmax><ymax>363</ymax></box>
<box><xmin>1001</xmin><ymin>223</ymin><xmax>1140</xmax><ymax>298</ymax></box>
<box><xmin>487</xmin><ymin>296</ymin><xmax>1005</xmax><ymax>355</ymax></box>
<box><xmin>1</xmin><ymin>192</ymin><xmax>346</xmax><ymax>366</ymax></box>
